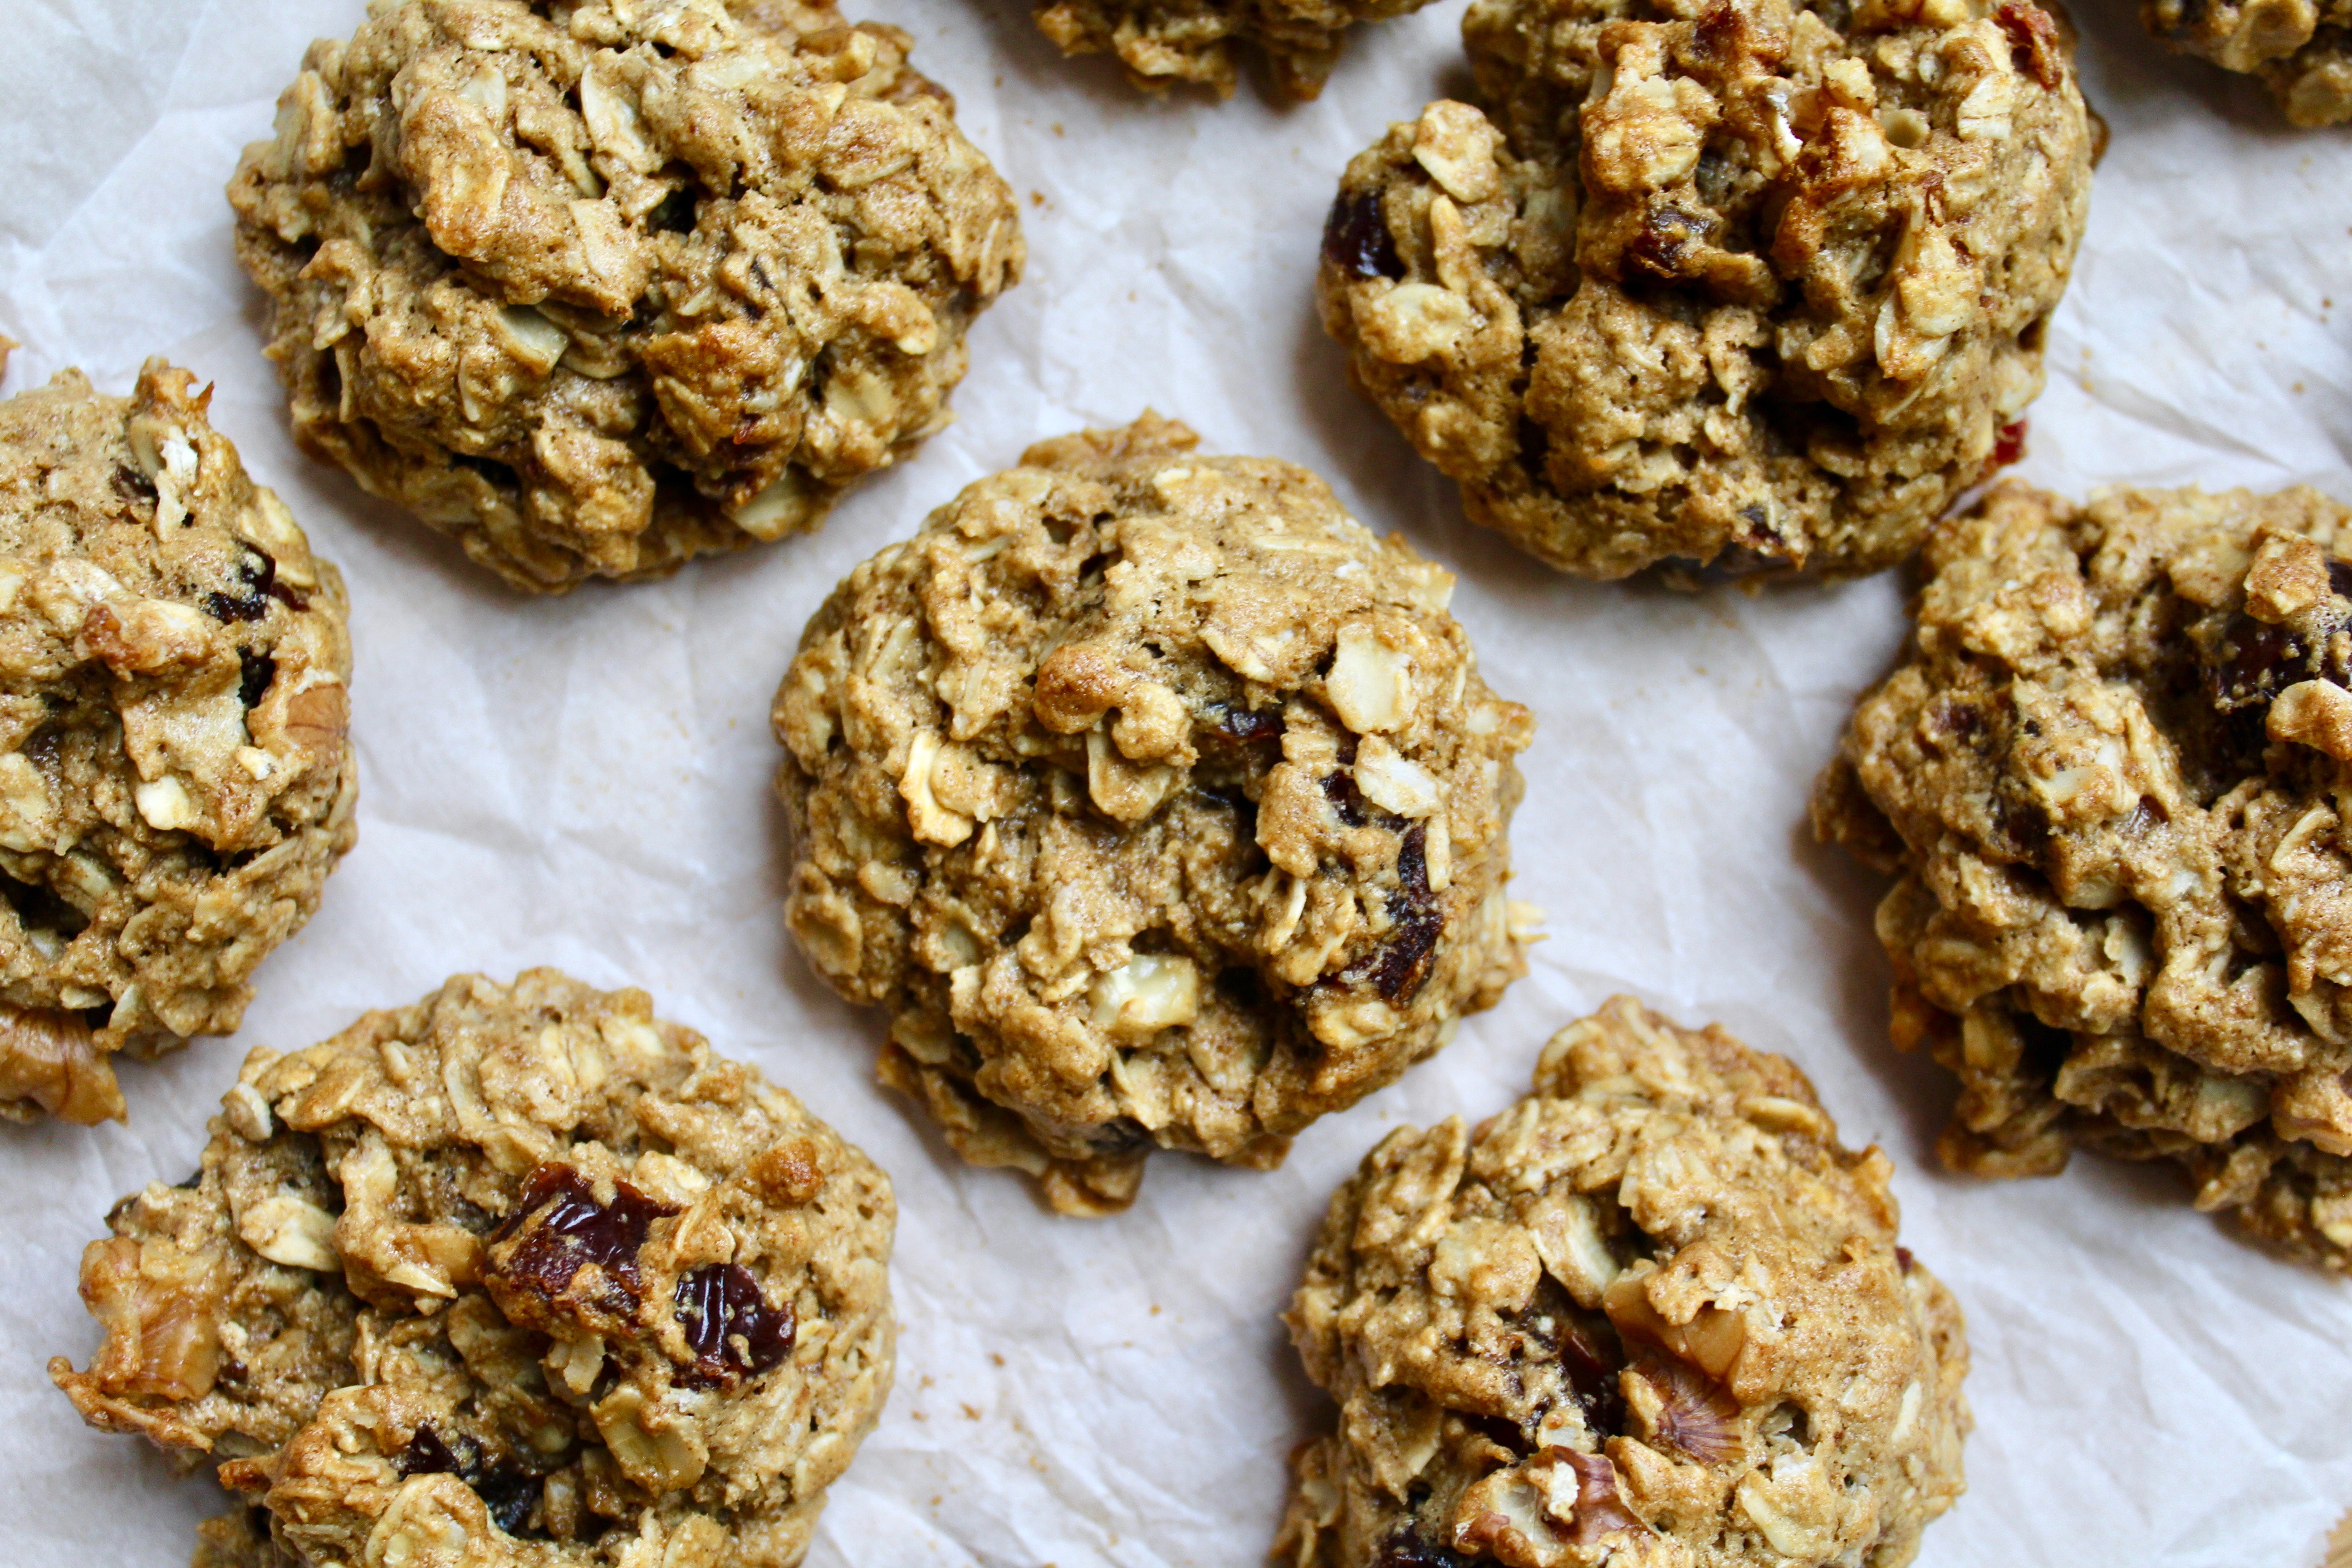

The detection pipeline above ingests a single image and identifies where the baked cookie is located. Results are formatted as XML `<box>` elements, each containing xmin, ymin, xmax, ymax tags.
<box><xmin>1277</xmin><ymin>997</ymin><xmax>1970</xmax><ymax>1568</ymax></box>
<box><xmin>2140</xmin><ymin>0</ymin><xmax>2352</xmax><ymax>126</ymax></box>
<box><xmin>228</xmin><ymin>0</ymin><xmax>1024</xmax><ymax>593</ymax></box>
<box><xmin>0</xmin><ymin>362</ymin><xmax>353</xmax><ymax>1125</ymax></box>
<box><xmin>1032</xmin><ymin>0</ymin><xmax>1436</xmax><ymax>99</ymax></box>
<box><xmin>1816</xmin><ymin>481</ymin><xmax>2352</xmax><ymax>1271</ymax></box>
<box><xmin>1317</xmin><ymin>0</ymin><xmax>2093</xmax><ymax>582</ymax></box>
<box><xmin>774</xmin><ymin>414</ymin><xmax>1536</xmax><ymax>1215</ymax></box>
<box><xmin>50</xmin><ymin>970</ymin><xmax>894</xmax><ymax>1568</ymax></box>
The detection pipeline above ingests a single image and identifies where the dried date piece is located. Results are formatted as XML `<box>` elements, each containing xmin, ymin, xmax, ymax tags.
<box><xmin>1277</xmin><ymin>998</ymin><xmax>1970</xmax><ymax>1568</ymax></box>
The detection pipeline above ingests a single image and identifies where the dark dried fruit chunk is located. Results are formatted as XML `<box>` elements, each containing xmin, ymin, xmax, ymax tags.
<box><xmin>2206</xmin><ymin>615</ymin><xmax>2316</xmax><ymax>713</ymax></box>
<box><xmin>672</xmin><ymin>1261</ymin><xmax>796</xmax><ymax>1388</ymax></box>
<box><xmin>1323</xmin><ymin>189</ymin><xmax>1405</xmax><ymax>282</ymax></box>
<box><xmin>1994</xmin><ymin>4</ymin><xmax>2065</xmax><ymax>88</ymax></box>
<box><xmin>1212</xmin><ymin>702</ymin><xmax>1284</xmax><ymax>743</ymax></box>
<box><xmin>202</xmin><ymin>548</ymin><xmax>304</xmax><ymax>622</ymax></box>
<box><xmin>1343</xmin><ymin>823</ymin><xmax>1443</xmax><ymax>1004</ymax></box>
<box><xmin>1372</xmin><ymin>1522</ymin><xmax>1472</xmax><ymax>1568</ymax></box>
<box><xmin>397</xmin><ymin>1424</ymin><xmax>546</xmax><ymax>1537</ymax></box>
<box><xmin>1991</xmin><ymin>419</ymin><xmax>2028</xmax><ymax>469</ymax></box>
<box><xmin>1556</xmin><ymin>1318</ymin><xmax>1627</xmax><ymax>1439</ymax></box>
<box><xmin>1322</xmin><ymin>769</ymin><xmax>1368</xmax><ymax>828</ymax></box>
<box><xmin>486</xmin><ymin>1162</ymin><xmax>678</xmax><ymax>1320</ymax></box>
<box><xmin>1627</xmin><ymin>204</ymin><xmax>1710</xmax><ymax>278</ymax></box>
<box><xmin>237</xmin><ymin>648</ymin><xmax>276</xmax><ymax>709</ymax></box>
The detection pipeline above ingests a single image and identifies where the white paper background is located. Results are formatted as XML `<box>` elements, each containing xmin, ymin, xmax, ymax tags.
<box><xmin>0</xmin><ymin>2</ymin><xmax>2346</xmax><ymax>1563</ymax></box>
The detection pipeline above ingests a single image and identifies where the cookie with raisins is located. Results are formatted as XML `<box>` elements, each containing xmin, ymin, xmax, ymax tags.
<box><xmin>1277</xmin><ymin>997</ymin><xmax>1970</xmax><ymax>1568</ymax></box>
<box><xmin>1317</xmin><ymin>0</ymin><xmax>2094</xmax><ymax>582</ymax></box>
<box><xmin>0</xmin><ymin>360</ymin><xmax>353</xmax><ymax>1124</ymax></box>
<box><xmin>50</xmin><ymin>970</ymin><xmax>895</xmax><ymax>1568</ymax></box>
<box><xmin>1032</xmin><ymin>0</ymin><xmax>1436</xmax><ymax>99</ymax></box>
<box><xmin>774</xmin><ymin>414</ymin><xmax>1536</xmax><ymax>1215</ymax></box>
<box><xmin>1817</xmin><ymin>481</ymin><xmax>2352</xmax><ymax>1270</ymax></box>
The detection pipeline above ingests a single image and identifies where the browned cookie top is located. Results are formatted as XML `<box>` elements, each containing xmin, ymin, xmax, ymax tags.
<box><xmin>1318</xmin><ymin>0</ymin><xmax>2093</xmax><ymax>583</ymax></box>
<box><xmin>775</xmin><ymin>414</ymin><xmax>1536</xmax><ymax>1214</ymax></box>
<box><xmin>0</xmin><ymin>361</ymin><xmax>353</xmax><ymax>1124</ymax></box>
<box><xmin>229</xmin><ymin>0</ymin><xmax>1023</xmax><ymax>591</ymax></box>
<box><xmin>1278</xmin><ymin>997</ymin><xmax>1970</xmax><ymax>1568</ymax></box>
<box><xmin>1816</xmin><ymin>480</ymin><xmax>2352</xmax><ymax>1270</ymax></box>
<box><xmin>2140</xmin><ymin>0</ymin><xmax>2351</xmax><ymax>126</ymax></box>
<box><xmin>1032</xmin><ymin>0</ymin><xmax>1437</xmax><ymax>98</ymax></box>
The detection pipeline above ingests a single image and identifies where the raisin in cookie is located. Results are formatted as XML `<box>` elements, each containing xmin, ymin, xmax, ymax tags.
<box><xmin>774</xmin><ymin>414</ymin><xmax>1535</xmax><ymax>1215</ymax></box>
<box><xmin>1032</xmin><ymin>0</ymin><xmax>1436</xmax><ymax>99</ymax></box>
<box><xmin>50</xmin><ymin>969</ymin><xmax>895</xmax><ymax>1567</ymax></box>
<box><xmin>1277</xmin><ymin>997</ymin><xmax>1970</xmax><ymax>1568</ymax></box>
<box><xmin>229</xmin><ymin>0</ymin><xmax>1024</xmax><ymax>592</ymax></box>
<box><xmin>2140</xmin><ymin>0</ymin><xmax>2351</xmax><ymax>126</ymax></box>
<box><xmin>1317</xmin><ymin>0</ymin><xmax>2092</xmax><ymax>582</ymax></box>
<box><xmin>0</xmin><ymin>361</ymin><xmax>353</xmax><ymax>1125</ymax></box>
<box><xmin>1814</xmin><ymin>481</ymin><xmax>2352</xmax><ymax>1271</ymax></box>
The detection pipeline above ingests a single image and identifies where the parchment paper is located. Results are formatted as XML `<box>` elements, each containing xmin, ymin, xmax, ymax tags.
<box><xmin>0</xmin><ymin>2</ymin><xmax>2347</xmax><ymax>1563</ymax></box>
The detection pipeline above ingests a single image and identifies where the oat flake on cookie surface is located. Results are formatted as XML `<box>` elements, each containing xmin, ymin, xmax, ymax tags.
<box><xmin>1317</xmin><ymin>0</ymin><xmax>2093</xmax><ymax>583</ymax></box>
<box><xmin>1277</xmin><ymin>997</ymin><xmax>1970</xmax><ymax>1568</ymax></box>
<box><xmin>1815</xmin><ymin>481</ymin><xmax>2352</xmax><ymax>1270</ymax></box>
<box><xmin>2139</xmin><ymin>0</ymin><xmax>2352</xmax><ymax>127</ymax></box>
<box><xmin>1031</xmin><ymin>0</ymin><xmax>1437</xmax><ymax>99</ymax></box>
<box><xmin>50</xmin><ymin>969</ymin><xmax>895</xmax><ymax>1568</ymax></box>
<box><xmin>774</xmin><ymin>414</ymin><xmax>1537</xmax><ymax>1215</ymax></box>
<box><xmin>228</xmin><ymin>0</ymin><xmax>1024</xmax><ymax>592</ymax></box>
<box><xmin>0</xmin><ymin>361</ymin><xmax>354</xmax><ymax>1126</ymax></box>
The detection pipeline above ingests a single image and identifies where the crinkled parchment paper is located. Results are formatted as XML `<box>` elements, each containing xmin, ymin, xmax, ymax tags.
<box><xmin>0</xmin><ymin>2</ymin><xmax>2347</xmax><ymax>1563</ymax></box>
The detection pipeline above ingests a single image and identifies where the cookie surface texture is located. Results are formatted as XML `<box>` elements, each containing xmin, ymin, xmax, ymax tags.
<box><xmin>2140</xmin><ymin>0</ymin><xmax>2352</xmax><ymax>125</ymax></box>
<box><xmin>49</xmin><ymin>970</ymin><xmax>896</xmax><ymax>1568</ymax></box>
<box><xmin>1276</xmin><ymin>996</ymin><xmax>1971</xmax><ymax>1568</ymax></box>
<box><xmin>0</xmin><ymin>361</ymin><xmax>354</xmax><ymax>1125</ymax></box>
<box><xmin>1817</xmin><ymin>481</ymin><xmax>2352</xmax><ymax>1270</ymax></box>
<box><xmin>774</xmin><ymin>414</ymin><xmax>1536</xmax><ymax>1214</ymax></box>
<box><xmin>1317</xmin><ymin>0</ymin><xmax>2093</xmax><ymax>581</ymax></box>
<box><xmin>1032</xmin><ymin>0</ymin><xmax>1436</xmax><ymax>98</ymax></box>
<box><xmin>229</xmin><ymin>0</ymin><xmax>1024</xmax><ymax>591</ymax></box>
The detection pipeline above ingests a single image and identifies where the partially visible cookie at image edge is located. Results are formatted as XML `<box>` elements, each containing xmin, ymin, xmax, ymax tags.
<box><xmin>1033</xmin><ymin>0</ymin><xmax>1438</xmax><ymax>98</ymax></box>
<box><xmin>1277</xmin><ymin>996</ymin><xmax>1970</xmax><ymax>1568</ymax></box>
<box><xmin>1318</xmin><ymin>0</ymin><xmax>2093</xmax><ymax>583</ymax></box>
<box><xmin>774</xmin><ymin>413</ymin><xmax>1537</xmax><ymax>1215</ymax></box>
<box><xmin>2140</xmin><ymin>0</ymin><xmax>2351</xmax><ymax>126</ymax></box>
<box><xmin>0</xmin><ymin>360</ymin><xmax>354</xmax><ymax>1124</ymax></box>
<box><xmin>229</xmin><ymin>0</ymin><xmax>1024</xmax><ymax>592</ymax></box>
<box><xmin>50</xmin><ymin>968</ymin><xmax>895</xmax><ymax>1568</ymax></box>
<box><xmin>1817</xmin><ymin>481</ymin><xmax>2352</xmax><ymax>1269</ymax></box>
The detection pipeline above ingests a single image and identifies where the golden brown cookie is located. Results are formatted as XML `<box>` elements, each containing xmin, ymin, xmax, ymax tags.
<box><xmin>1816</xmin><ymin>480</ymin><xmax>2352</xmax><ymax>1269</ymax></box>
<box><xmin>1277</xmin><ymin>997</ymin><xmax>1970</xmax><ymax>1568</ymax></box>
<box><xmin>51</xmin><ymin>970</ymin><xmax>896</xmax><ymax>1568</ymax></box>
<box><xmin>1318</xmin><ymin>0</ymin><xmax>2093</xmax><ymax>582</ymax></box>
<box><xmin>1032</xmin><ymin>0</ymin><xmax>1436</xmax><ymax>98</ymax></box>
<box><xmin>229</xmin><ymin>0</ymin><xmax>1024</xmax><ymax>591</ymax></box>
<box><xmin>774</xmin><ymin>414</ymin><xmax>1536</xmax><ymax>1214</ymax></box>
<box><xmin>0</xmin><ymin>361</ymin><xmax>354</xmax><ymax>1124</ymax></box>
<box><xmin>2140</xmin><ymin>0</ymin><xmax>2351</xmax><ymax>126</ymax></box>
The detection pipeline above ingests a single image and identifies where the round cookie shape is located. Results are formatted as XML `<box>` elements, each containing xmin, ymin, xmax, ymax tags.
<box><xmin>228</xmin><ymin>0</ymin><xmax>1024</xmax><ymax>593</ymax></box>
<box><xmin>1815</xmin><ymin>481</ymin><xmax>2352</xmax><ymax>1270</ymax></box>
<box><xmin>50</xmin><ymin>970</ymin><xmax>895</xmax><ymax>1568</ymax></box>
<box><xmin>1032</xmin><ymin>0</ymin><xmax>1436</xmax><ymax>99</ymax></box>
<box><xmin>0</xmin><ymin>361</ymin><xmax>354</xmax><ymax>1125</ymax></box>
<box><xmin>2140</xmin><ymin>0</ymin><xmax>2351</xmax><ymax>126</ymax></box>
<box><xmin>774</xmin><ymin>415</ymin><xmax>1536</xmax><ymax>1215</ymax></box>
<box><xmin>1316</xmin><ymin>0</ymin><xmax>2093</xmax><ymax>583</ymax></box>
<box><xmin>1277</xmin><ymin>997</ymin><xmax>1971</xmax><ymax>1568</ymax></box>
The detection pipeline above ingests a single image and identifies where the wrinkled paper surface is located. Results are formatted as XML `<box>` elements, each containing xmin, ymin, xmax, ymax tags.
<box><xmin>1</xmin><ymin>2</ymin><xmax>2348</xmax><ymax>1564</ymax></box>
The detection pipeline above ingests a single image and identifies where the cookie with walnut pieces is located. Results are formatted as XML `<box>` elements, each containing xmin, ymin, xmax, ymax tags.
<box><xmin>0</xmin><ymin>360</ymin><xmax>354</xmax><ymax>1126</ymax></box>
<box><xmin>1815</xmin><ymin>481</ymin><xmax>2352</xmax><ymax>1271</ymax></box>
<box><xmin>228</xmin><ymin>0</ymin><xmax>1024</xmax><ymax>592</ymax></box>
<box><xmin>49</xmin><ymin>970</ymin><xmax>895</xmax><ymax>1568</ymax></box>
<box><xmin>774</xmin><ymin>414</ymin><xmax>1536</xmax><ymax>1215</ymax></box>
<box><xmin>1276</xmin><ymin>996</ymin><xmax>1971</xmax><ymax>1568</ymax></box>
<box><xmin>2139</xmin><ymin>0</ymin><xmax>2351</xmax><ymax>126</ymax></box>
<box><xmin>1032</xmin><ymin>0</ymin><xmax>1437</xmax><ymax>99</ymax></box>
<box><xmin>1316</xmin><ymin>0</ymin><xmax>2094</xmax><ymax>583</ymax></box>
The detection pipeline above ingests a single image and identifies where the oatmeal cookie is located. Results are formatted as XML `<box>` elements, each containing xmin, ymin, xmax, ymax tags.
<box><xmin>1317</xmin><ymin>0</ymin><xmax>2093</xmax><ymax>582</ymax></box>
<box><xmin>229</xmin><ymin>0</ymin><xmax>1024</xmax><ymax>593</ymax></box>
<box><xmin>2141</xmin><ymin>0</ymin><xmax>2352</xmax><ymax>126</ymax></box>
<box><xmin>1031</xmin><ymin>0</ymin><xmax>1436</xmax><ymax>99</ymax></box>
<box><xmin>1276</xmin><ymin>996</ymin><xmax>1970</xmax><ymax>1568</ymax></box>
<box><xmin>1816</xmin><ymin>481</ymin><xmax>2352</xmax><ymax>1270</ymax></box>
<box><xmin>49</xmin><ymin>969</ymin><xmax>895</xmax><ymax>1568</ymax></box>
<box><xmin>0</xmin><ymin>362</ymin><xmax>354</xmax><ymax>1126</ymax></box>
<box><xmin>774</xmin><ymin>414</ymin><xmax>1535</xmax><ymax>1215</ymax></box>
